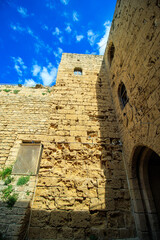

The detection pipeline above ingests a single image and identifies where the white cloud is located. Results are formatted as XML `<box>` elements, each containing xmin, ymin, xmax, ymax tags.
<box><xmin>60</xmin><ymin>0</ymin><xmax>70</xmax><ymax>5</ymax></box>
<box><xmin>17</xmin><ymin>57</ymin><xmax>27</xmax><ymax>69</ymax></box>
<box><xmin>63</xmin><ymin>12</ymin><xmax>69</xmax><ymax>18</ymax></box>
<box><xmin>52</xmin><ymin>27</ymin><xmax>63</xmax><ymax>43</ymax></box>
<box><xmin>12</xmin><ymin>57</ymin><xmax>27</xmax><ymax>76</ymax></box>
<box><xmin>32</xmin><ymin>65</ymin><xmax>41</xmax><ymax>76</ymax></box>
<box><xmin>40</xmin><ymin>64</ymin><xmax>57</xmax><ymax>86</ymax></box>
<box><xmin>52</xmin><ymin>27</ymin><xmax>61</xmax><ymax>36</ymax></box>
<box><xmin>85</xmin><ymin>50</ymin><xmax>90</xmax><ymax>54</ymax></box>
<box><xmin>10</xmin><ymin>24</ymin><xmax>24</xmax><ymax>32</ymax></box>
<box><xmin>14</xmin><ymin>65</ymin><xmax>22</xmax><ymax>76</ymax></box>
<box><xmin>42</xmin><ymin>24</ymin><xmax>49</xmax><ymax>31</ymax></box>
<box><xmin>10</xmin><ymin>24</ymin><xmax>52</xmax><ymax>53</ymax></box>
<box><xmin>65</xmin><ymin>25</ymin><xmax>72</xmax><ymax>33</ymax></box>
<box><xmin>58</xmin><ymin>36</ymin><xmax>63</xmax><ymax>43</ymax></box>
<box><xmin>87</xmin><ymin>30</ymin><xmax>98</xmax><ymax>46</ymax></box>
<box><xmin>76</xmin><ymin>35</ymin><xmax>84</xmax><ymax>42</ymax></box>
<box><xmin>24</xmin><ymin>79</ymin><xmax>37</xmax><ymax>87</ymax></box>
<box><xmin>46</xmin><ymin>0</ymin><xmax>55</xmax><ymax>9</ymax></box>
<box><xmin>104</xmin><ymin>20</ymin><xmax>111</xmax><ymax>26</ymax></box>
<box><xmin>17</xmin><ymin>7</ymin><xmax>28</xmax><ymax>17</ymax></box>
<box><xmin>29</xmin><ymin>62</ymin><xmax>57</xmax><ymax>86</ymax></box>
<box><xmin>27</xmin><ymin>27</ymin><xmax>34</xmax><ymax>36</ymax></box>
<box><xmin>53</xmin><ymin>47</ymin><xmax>63</xmax><ymax>58</ymax></box>
<box><xmin>73</xmin><ymin>11</ymin><xmax>79</xmax><ymax>21</ymax></box>
<box><xmin>18</xmin><ymin>79</ymin><xmax>23</xmax><ymax>84</ymax></box>
<box><xmin>97</xmin><ymin>21</ymin><xmax>111</xmax><ymax>55</ymax></box>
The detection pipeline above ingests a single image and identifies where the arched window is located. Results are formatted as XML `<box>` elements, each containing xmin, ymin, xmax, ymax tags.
<box><xmin>74</xmin><ymin>67</ymin><xmax>82</xmax><ymax>75</ymax></box>
<box><xmin>108</xmin><ymin>42</ymin><xmax>115</xmax><ymax>66</ymax></box>
<box><xmin>118</xmin><ymin>82</ymin><xmax>128</xmax><ymax>109</ymax></box>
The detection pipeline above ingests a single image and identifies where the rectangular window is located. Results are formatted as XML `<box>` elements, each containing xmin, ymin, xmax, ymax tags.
<box><xmin>12</xmin><ymin>141</ymin><xmax>43</xmax><ymax>175</ymax></box>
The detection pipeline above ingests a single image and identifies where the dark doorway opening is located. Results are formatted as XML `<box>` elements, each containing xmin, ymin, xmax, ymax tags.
<box><xmin>131</xmin><ymin>146</ymin><xmax>160</xmax><ymax>239</ymax></box>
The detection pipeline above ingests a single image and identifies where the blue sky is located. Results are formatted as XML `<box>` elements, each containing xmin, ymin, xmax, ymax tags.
<box><xmin>0</xmin><ymin>0</ymin><xmax>116</xmax><ymax>86</ymax></box>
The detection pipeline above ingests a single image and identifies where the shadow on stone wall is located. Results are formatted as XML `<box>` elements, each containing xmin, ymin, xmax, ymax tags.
<box><xmin>95</xmin><ymin>60</ymin><xmax>137</xmax><ymax>239</ymax></box>
<box><xmin>29</xmin><ymin>209</ymin><xmax>109</xmax><ymax>240</ymax></box>
<box><xmin>0</xmin><ymin>200</ymin><xmax>30</xmax><ymax>240</ymax></box>
<box><xmin>0</xmin><ymin>200</ymin><xmax>114</xmax><ymax>239</ymax></box>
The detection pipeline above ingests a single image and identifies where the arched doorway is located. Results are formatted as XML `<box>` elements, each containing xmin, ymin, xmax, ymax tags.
<box><xmin>131</xmin><ymin>146</ymin><xmax>160</xmax><ymax>239</ymax></box>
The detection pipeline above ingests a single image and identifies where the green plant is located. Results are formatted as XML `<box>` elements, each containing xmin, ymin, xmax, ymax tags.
<box><xmin>17</xmin><ymin>176</ymin><xmax>30</xmax><ymax>186</ymax></box>
<box><xmin>26</xmin><ymin>190</ymin><xmax>30</xmax><ymax>196</ymax></box>
<box><xmin>42</xmin><ymin>93</ymin><xmax>46</xmax><ymax>95</ymax></box>
<box><xmin>1</xmin><ymin>186</ymin><xmax>18</xmax><ymax>208</ymax></box>
<box><xmin>0</xmin><ymin>90</ymin><xmax>2</xmax><ymax>92</ymax></box>
<box><xmin>3</xmin><ymin>89</ymin><xmax>11</xmax><ymax>93</ymax></box>
<box><xmin>0</xmin><ymin>166</ymin><xmax>12</xmax><ymax>180</ymax></box>
<box><xmin>6</xmin><ymin>193</ymin><xmax>18</xmax><ymax>208</ymax></box>
<box><xmin>47</xmin><ymin>89</ymin><xmax>51</xmax><ymax>93</ymax></box>
<box><xmin>0</xmin><ymin>166</ymin><xmax>19</xmax><ymax>208</ymax></box>
<box><xmin>13</xmin><ymin>90</ymin><xmax>20</xmax><ymax>94</ymax></box>
<box><xmin>4</xmin><ymin>176</ymin><xmax>14</xmax><ymax>185</ymax></box>
<box><xmin>2</xmin><ymin>185</ymin><xmax>13</xmax><ymax>200</ymax></box>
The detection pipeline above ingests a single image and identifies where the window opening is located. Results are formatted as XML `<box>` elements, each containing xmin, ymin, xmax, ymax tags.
<box><xmin>74</xmin><ymin>67</ymin><xmax>82</xmax><ymax>75</ymax></box>
<box><xmin>108</xmin><ymin>43</ymin><xmax>115</xmax><ymax>66</ymax></box>
<box><xmin>118</xmin><ymin>82</ymin><xmax>128</xmax><ymax>109</ymax></box>
<box><xmin>12</xmin><ymin>141</ymin><xmax>43</xmax><ymax>175</ymax></box>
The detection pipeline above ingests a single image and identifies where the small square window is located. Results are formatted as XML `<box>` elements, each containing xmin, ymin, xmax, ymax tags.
<box><xmin>74</xmin><ymin>67</ymin><xmax>82</xmax><ymax>75</ymax></box>
<box><xmin>12</xmin><ymin>142</ymin><xmax>43</xmax><ymax>175</ymax></box>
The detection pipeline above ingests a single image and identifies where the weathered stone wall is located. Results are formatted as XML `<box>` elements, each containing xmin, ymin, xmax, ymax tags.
<box><xmin>0</xmin><ymin>85</ymin><xmax>54</xmax><ymax>239</ymax></box>
<box><xmin>104</xmin><ymin>0</ymin><xmax>160</xmax><ymax>238</ymax></box>
<box><xmin>0</xmin><ymin>53</ymin><xmax>137</xmax><ymax>239</ymax></box>
<box><xmin>0</xmin><ymin>85</ymin><xmax>52</xmax><ymax>168</ymax></box>
<box><xmin>28</xmin><ymin>53</ymin><xmax>136</xmax><ymax>239</ymax></box>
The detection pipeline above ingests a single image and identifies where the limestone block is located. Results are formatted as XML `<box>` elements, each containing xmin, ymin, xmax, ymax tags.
<box><xmin>107</xmin><ymin>211</ymin><xmax>125</xmax><ymax>228</ymax></box>
<box><xmin>69</xmin><ymin>211</ymin><xmax>90</xmax><ymax>228</ymax></box>
<box><xmin>49</xmin><ymin>210</ymin><xmax>69</xmax><ymax>227</ymax></box>
<box><xmin>55</xmin><ymin>197</ymin><xmax>75</xmax><ymax>209</ymax></box>
<box><xmin>90</xmin><ymin>198</ymin><xmax>99</xmax><ymax>211</ymax></box>
<box><xmin>31</xmin><ymin>210</ymin><xmax>50</xmax><ymax>227</ymax></box>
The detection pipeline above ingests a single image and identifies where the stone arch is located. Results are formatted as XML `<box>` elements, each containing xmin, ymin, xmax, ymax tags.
<box><xmin>130</xmin><ymin>146</ymin><xmax>160</xmax><ymax>239</ymax></box>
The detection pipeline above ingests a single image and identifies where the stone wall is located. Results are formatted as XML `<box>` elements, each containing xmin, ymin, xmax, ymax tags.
<box><xmin>0</xmin><ymin>85</ymin><xmax>53</xmax><ymax>239</ymax></box>
<box><xmin>104</xmin><ymin>0</ymin><xmax>160</xmax><ymax>238</ymax></box>
<box><xmin>0</xmin><ymin>53</ymin><xmax>136</xmax><ymax>239</ymax></box>
<box><xmin>28</xmin><ymin>53</ymin><xmax>136</xmax><ymax>239</ymax></box>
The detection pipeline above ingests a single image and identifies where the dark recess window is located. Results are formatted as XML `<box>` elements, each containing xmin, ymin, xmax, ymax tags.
<box><xmin>108</xmin><ymin>43</ymin><xmax>115</xmax><ymax>66</ymax></box>
<box><xmin>118</xmin><ymin>82</ymin><xmax>128</xmax><ymax>109</ymax></box>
